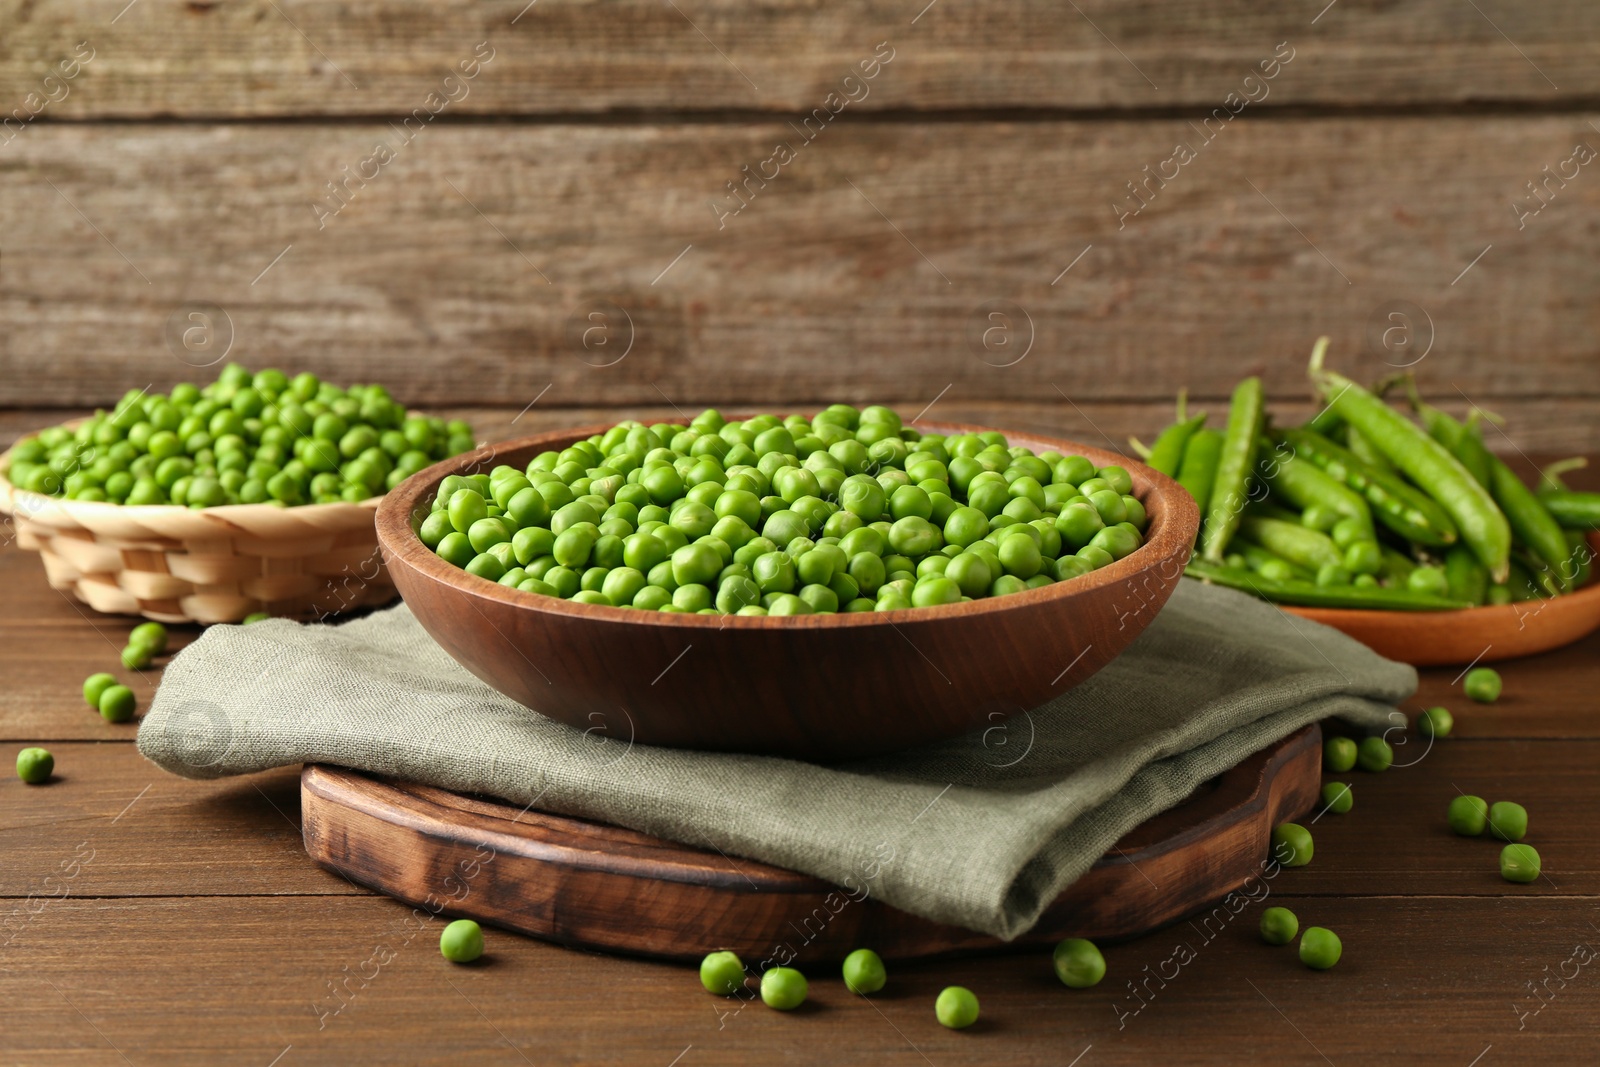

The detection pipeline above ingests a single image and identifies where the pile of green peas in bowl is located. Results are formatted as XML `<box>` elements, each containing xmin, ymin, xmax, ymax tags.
<box><xmin>3</xmin><ymin>364</ymin><xmax>474</xmax><ymax>508</ymax></box>
<box><xmin>419</xmin><ymin>404</ymin><xmax>1152</xmax><ymax>615</ymax></box>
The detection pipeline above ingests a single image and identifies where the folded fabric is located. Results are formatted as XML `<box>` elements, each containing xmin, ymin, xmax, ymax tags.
<box><xmin>138</xmin><ymin>579</ymin><xmax>1414</xmax><ymax>940</ymax></box>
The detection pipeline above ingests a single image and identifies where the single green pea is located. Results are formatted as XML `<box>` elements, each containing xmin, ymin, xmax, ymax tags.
<box><xmin>700</xmin><ymin>951</ymin><xmax>747</xmax><ymax>994</ymax></box>
<box><xmin>1488</xmin><ymin>801</ymin><xmax>1528</xmax><ymax>842</ymax></box>
<box><xmin>17</xmin><ymin>747</ymin><xmax>54</xmax><ymax>784</ymax></box>
<box><xmin>842</xmin><ymin>948</ymin><xmax>887</xmax><ymax>994</ymax></box>
<box><xmin>935</xmin><ymin>985</ymin><xmax>980</xmax><ymax>1029</ymax></box>
<box><xmin>128</xmin><ymin>621</ymin><xmax>168</xmax><ymax>654</ymax></box>
<box><xmin>1321</xmin><ymin>781</ymin><xmax>1353</xmax><ymax>814</ymax></box>
<box><xmin>83</xmin><ymin>672</ymin><xmax>118</xmax><ymax>709</ymax></box>
<box><xmin>911</xmin><ymin>577</ymin><xmax>962</xmax><ymax>608</ymax></box>
<box><xmin>99</xmin><ymin>684</ymin><xmax>136</xmax><ymax>723</ymax></box>
<box><xmin>242</xmin><ymin>611</ymin><xmax>271</xmax><ymax>624</ymax></box>
<box><xmin>997</xmin><ymin>531</ymin><xmax>1042</xmax><ymax>579</ymax></box>
<box><xmin>120</xmin><ymin>644</ymin><xmax>153</xmax><ymax>670</ymax></box>
<box><xmin>1417</xmin><ymin>706</ymin><xmax>1453</xmax><ymax>739</ymax></box>
<box><xmin>1298</xmin><ymin>927</ymin><xmax>1341</xmax><ymax>970</ymax></box>
<box><xmin>1259</xmin><ymin>906</ymin><xmax>1299</xmax><ymax>945</ymax></box>
<box><xmin>1356</xmin><ymin>736</ymin><xmax>1393</xmax><ymax>773</ymax></box>
<box><xmin>1464</xmin><ymin>667</ymin><xmax>1502</xmax><ymax>704</ymax></box>
<box><xmin>760</xmin><ymin>967</ymin><xmax>807</xmax><ymax>1010</ymax></box>
<box><xmin>1271</xmin><ymin>822</ymin><xmax>1313</xmax><ymax>867</ymax></box>
<box><xmin>439</xmin><ymin>919</ymin><xmax>484</xmax><ymax>963</ymax></box>
<box><xmin>1447</xmin><ymin>795</ymin><xmax>1489</xmax><ymax>836</ymax></box>
<box><xmin>1323</xmin><ymin>736</ymin><xmax>1357</xmax><ymax>773</ymax></box>
<box><xmin>1499</xmin><ymin>843</ymin><xmax>1541</xmax><ymax>884</ymax></box>
<box><xmin>1052</xmin><ymin>938</ymin><xmax>1105</xmax><ymax>988</ymax></box>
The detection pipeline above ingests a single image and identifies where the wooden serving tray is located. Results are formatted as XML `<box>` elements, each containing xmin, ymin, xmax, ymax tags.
<box><xmin>300</xmin><ymin>724</ymin><xmax>1321</xmax><ymax>962</ymax></box>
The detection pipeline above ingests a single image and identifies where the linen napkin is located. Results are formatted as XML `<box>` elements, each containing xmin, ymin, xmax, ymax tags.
<box><xmin>137</xmin><ymin>579</ymin><xmax>1414</xmax><ymax>940</ymax></box>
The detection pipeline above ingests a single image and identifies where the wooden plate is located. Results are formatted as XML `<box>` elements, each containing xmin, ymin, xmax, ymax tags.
<box><xmin>300</xmin><ymin>725</ymin><xmax>1321</xmax><ymax>962</ymax></box>
<box><xmin>1287</xmin><ymin>533</ymin><xmax>1600</xmax><ymax>667</ymax></box>
<box><xmin>376</xmin><ymin>421</ymin><xmax>1200</xmax><ymax>761</ymax></box>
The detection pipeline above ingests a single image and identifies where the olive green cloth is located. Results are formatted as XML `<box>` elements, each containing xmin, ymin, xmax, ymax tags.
<box><xmin>137</xmin><ymin>580</ymin><xmax>1413</xmax><ymax>940</ymax></box>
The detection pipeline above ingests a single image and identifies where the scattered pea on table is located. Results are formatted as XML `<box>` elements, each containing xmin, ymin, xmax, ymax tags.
<box><xmin>1464</xmin><ymin>667</ymin><xmax>1502</xmax><ymax>704</ymax></box>
<box><xmin>439</xmin><ymin>919</ymin><xmax>484</xmax><ymax>963</ymax></box>
<box><xmin>1052</xmin><ymin>938</ymin><xmax>1106</xmax><ymax>988</ymax></box>
<box><xmin>1488</xmin><ymin>801</ymin><xmax>1529</xmax><ymax>842</ymax></box>
<box><xmin>1356</xmin><ymin>736</ymin><xmax>1393</xmax><ymax>773</ymax></box>
<box><xmin>1298</xmin><ymin>927</ymin><xmax>1342</xmax><ymax>970</ymax></box>
<box><xmin>1321</xmin><ymin>782</ymin><xmax>1353</xmax><ymax>815</ymax></box>
<box><xmin>121</xmin><ymin>644</ymin><xmax>154</xmax><ymax>670</ymax></box>
<box><xmin>128</xmin><ymin>621</ymin><xmax>168</xmax><ymax>654</ymax></box>
<box><xmin>935</xmin><ymin>986</ymin><xmax>980</xmax><ymax>1029</ymax></box>
<box><xmin>1322</xmin><ymin>737</ymin><xmax>1357</xmax><ymax>773</ymax></box>
<box><xmin>1416</xmin><ymin>707</ymin><xmax>1453</xmax><ymax>738</ymax></box>
<box><xmin>1271</xmin><ymin>823</ymin><xmax>1314</xmax><ymax>867</ymax></box>
<box><xmin>1259</xmin><ymin>907</ymin><xmax>1299</xmax><ymax>946</ymax></box>
<box><xmin>760</xmin><ymin>967</ymin><xmax>808</xmax><ymax>1010</ymax></box>
<box><xmin>841</xmin><ymin>949</ymin><xmax>886</xmax><ymax>995</ymax></box>
<box><xmin>700</xmin><ymin>951</ymin><xmax>746</xmax><ymax>995</ymax></box>
<box><xmin>1448</xmin><ymin>795</ymin><xmax>1489</xmax><ymax>837</ymax></box>
<box><xmin>1499</xmin><ymin>844</ymin><xmax>1541</xmax><ymax>884</ymax></box>
<box><xmin>16</xmin><ymin>747</ymin><xmax>54</xmax><ymax>784</ymax></box>
<box><xmin>83</xmin><ymin>672</ymin><xmax>118</xmax><ymax>709</ymax></box>
<box><xmin>98</xmin><ymin>685</ymin><xmax>136</xmax><ymax>723</ymax></box>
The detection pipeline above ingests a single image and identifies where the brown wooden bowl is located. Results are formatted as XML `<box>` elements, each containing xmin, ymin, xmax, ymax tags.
<box><xmin>375</xmin><ymin>422</ymin><xmax>1199</xmax><ymax>761</ymax></box>
<box><xmin>1285</xmin><ymin>533</ymin><xmax>1600</xmax><ymax>667</ymax></box>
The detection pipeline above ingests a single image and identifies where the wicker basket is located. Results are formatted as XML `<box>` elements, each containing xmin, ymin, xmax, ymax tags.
<box><xmin>0</xmin><ymin>434</ymin><xmax>400</xmax><ymax>625</ymax></box>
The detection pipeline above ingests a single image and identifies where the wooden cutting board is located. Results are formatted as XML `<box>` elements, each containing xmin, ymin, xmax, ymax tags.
<box><xmin>300</xmin><ymin>724</ymin><xmax>1321</xmax><ymax>962</ymax></box>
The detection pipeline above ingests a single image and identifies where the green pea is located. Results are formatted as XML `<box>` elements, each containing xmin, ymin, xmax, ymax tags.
<box><xmin>17</xmin><ymin>747</ymin><xmax>54</xmax><ymax>784</ymax></box>
<box><xmin>120</xmin><ymin>644</ymin><xmax>153</xmax><ymax>670</ymax></box>
<box><xmin>700</xmin><ymin>951</ymin><xmax>747</xmax><ymax>995</ymax></box>
<box><xmin>1323</xmin><ymin>736</ymin><xmax>1357</xmax><ymax>773</ymax></box>
<box><xmin>841</xmin><ymin>948</ymin><xmax>886</xmax><ymax>995</ymax></box>
<box><xmin>129</xmin><ymin>621</ymin><xmax>168</xmax><ymax>654</ymax></box>
<box><xmin>1447</xmin><ymin>795</ymin><xmax>1489</xmax><ymax>836</ymax></box>
<box><xmin>1271</xmin><ymin>822</ymin><xmax>1313</xmax><ymax>867</ymax></box>
<box><xmin>935</xmin><ymin>986</ymin><xmax>980</xmax><ymax>1029</ymax></box>
<box><xmin>1298</xmin><ymin>927</ymin><xmax>1341</xmax><ymax>970</ymax></box>
<box><xmin>1321</xmin><ymin>781</ymin><xmax>1353</xmax><ymax>814</ymax></box>
<box><xmin>1499</xmin><ymin>843</ymin><xmax>1541</xmax><ymax>884</ymax></box>
<box><xmin>887</xmin><ymin>516</ymin><xmax>941</xmax><ymax>557</ymax></box>
<box><xmin>1488</xmin><ymin>801</ymin><xmax>1528</xmax><ymax>842</ymax></box>
<box><xmin>1259</xmin><ymin>906</ymin><xmax>1298</xmax><ymax>945</ymax></box>
<box><xmin>1417</xmin><ymin>706</ymin><xmax>1453</xmax><ymax>738</ymax></box>
<box><xmin>1464</xmin><ymin>667</ymin><xmax>1502</xmax><ymax>703</ymax></box>
<box><xmin>447</xmin><ymin>487</ymin><xmax>488</xmax><ymax>533</ymax></box>
<box><xmin>83</xmin><ymin>672</ymin><xmax>118</xmax><ymax>709</ymax></box>
<box><xmin>760</xmin><ymin>967</ymin><xmax>807</xmax><ymax>1010</ymax></box>
<box><xmin>671</xmin><ymin>543</ymin><xmax>722</xmax><ymax>587</ymax></box>
<box><xmin>1051</xmin><ymin>938</ymin><xmax>1105</xmax><ymax>988</ymax></box>
<box><xmin>439</xmin><ymin>919</ymin><xmax>484</xmax><ymax>963</ymax></box>
<box><xmin>242</xmin><ymin>611</ymin><xmax>271</xmax><ymax>624</ymax></box>
<box><xmin>99</xmin><ymin>684</ymin><xmax>136</xmax><ymax>723</ymax></box>
<box><xmin>996</xmin><ymin>531</ymin><xmax>1042</xmax><ymax>579</ymax></box>
<box><xmin>1356</xmin><ymin>736</ymin><xmax>1393</xmax><ymax>772</ymax></box>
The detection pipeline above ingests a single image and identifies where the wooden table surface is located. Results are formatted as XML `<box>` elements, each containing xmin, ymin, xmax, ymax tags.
<box><xmin>2</xmin><ymin>411</ymin><xmax>1598</xmax><ymax>1065</ymax></box>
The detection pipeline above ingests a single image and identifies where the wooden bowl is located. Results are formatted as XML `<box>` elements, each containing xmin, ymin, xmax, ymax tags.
<box><xmin>376</xmin><ymin>421</ymin><xmax>1200</xmax><ymax>761</ymax></box>
<box><xmin>1286</xmin><ymin>533</ymin><xmax>1600</xmax><ymax>667</ymax></box>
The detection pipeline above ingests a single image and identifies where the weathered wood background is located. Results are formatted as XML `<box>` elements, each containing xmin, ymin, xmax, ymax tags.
<box><xmin>1</xmin><ymin>0</ymin><xmax>1597</xmax><ymax>448</ymax></box>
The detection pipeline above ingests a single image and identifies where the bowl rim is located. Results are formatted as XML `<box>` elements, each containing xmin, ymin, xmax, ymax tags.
<box><xmin>376</xmin><ymin>418</ymin><xmax>1200</xmax><ymax>630</ymax></box>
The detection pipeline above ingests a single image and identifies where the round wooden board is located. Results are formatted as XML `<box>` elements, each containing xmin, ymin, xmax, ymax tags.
<box><xmin>301</xmin><ymin>724</ymin><xmax>1321</xmax><ymax>963</ymax></box>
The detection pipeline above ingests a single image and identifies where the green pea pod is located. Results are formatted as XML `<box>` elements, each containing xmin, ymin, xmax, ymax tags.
<box><xmin>1344</xmin><ymin>426</ymin><xmax>1396</xmax><ymax>477</ymax></box>
<box><xmin>1177</xmin><ymin>429</ymin><xmax>1224</xmax><ymax>515</ymax></box>
<box><xmin>1256</xmin><ymin>435</ymin><xmax>1373</xmax><ymax>537</ymax></box>
<box><xmin>1506</xmin><ymin>559</ymin><xmax>1543</xmax><ymax>602</ymax></box>
<box><xmin>1233</xmin><ymin>538</ymin><xmax>1314</xmax><ymax>581</ymax></box>
<box><xmin>1378</xmin><ymin>544</ymin><xmax>1417</xmax><ymax>583</ymax></box>
<box><xmin>1145</xmin><ymin>412</ymin><xmax>1208</xmax><ymax>476</ymax></box>
<box><xmin>1201</xmin><ymin>377</ymin><xmax>1265</xmax><ymax>562</ymax></box>
<box><xmin>1488</xmin><ymin>455</ymin><xmax>1573</xmax><ymax>593</ymax></box>
<box><xmin>1303</xmin><ymin>405</ymin><xmax>1343</xmax><ymax>437</ymax></box>
<box><xmin>1538</xmin><ymin>457</ymin><xmax>1587</xmax><ymax>495</ymax></box>
<box><xmin>1309</xmin><ymin>339</ymin><xmax>1509</xmax><ymax>582</ymax></box>
<box><xmin>1443</xmin><ymin>544</ymin><xmax>1488</xmax><ymax>606</ymax></box>
<box><xmin>1410</xmin><ymin>395</ymin><xmax>1493</xmax><ymax>490</ymax></box>
<box><xmin>1540</xmin><ymin>491</ymin><xmax>1600</xmax><ymax>530</ymax></box>
<box><xmin>1566</xmin><ymin>530</ymin><xmax>1594</xmax><ymax>587</ymax></box>
<box><xmin>1184</xmin><ymin>559</ymin><xmax>1470</xmax><ymax>611</ymax></box>
<box><xmin>1275</xmin><ymin>427</ymin><xmax>1458</xmax><ymax>547</ymax></box>
<box><xmin>1237</xmin><ymin>515</ymin><xmax>1344</xmax><ymax>571</ymax></box>
<box><xmin>1511</xmin><ymin>550</ymin><xmax>1561</xmax><ymax>599</ymax></box>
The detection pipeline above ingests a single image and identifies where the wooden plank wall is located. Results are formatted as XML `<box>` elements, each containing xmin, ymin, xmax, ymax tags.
<box><xmin>1</xmin><ymin>1</ymin><xmax>1597</xmax><ymax>448</ymax></box>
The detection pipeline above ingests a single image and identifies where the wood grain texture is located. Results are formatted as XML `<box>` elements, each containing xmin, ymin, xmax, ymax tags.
<box><xmin>4</xmin><ymin>894</ymin><xmax>1597</xmax><ymax>1064</ymax></box>
<box><xmin>378</xmin><ymin>422</ymin><xmax>1196</xmax><ymax>759</ymax></box>
<box><xmin>2</xmin><ymin>117</ymin><xmax>1598</xmax><ymax>435</ymax></box>
<box><xmin>300</xmin><ymin>726</ymin><xmax>1320</xmax><ymax>962</ymax></box>
<box><xmin>3</xmin><ymin>0</ymin><xmax>1599</xmax><ymax>117</ymax></box>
